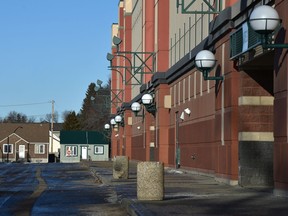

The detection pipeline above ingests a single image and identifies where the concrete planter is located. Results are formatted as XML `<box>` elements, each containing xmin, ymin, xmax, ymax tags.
<box><xmin>113</xmin><ymin>156</ymin><xmax>129</xmax><ymax>179</ymax></box>
<box><xmin>137</xmin><ymin>161</ymin><xmax>164</xmax><ymax>200</ymax></box>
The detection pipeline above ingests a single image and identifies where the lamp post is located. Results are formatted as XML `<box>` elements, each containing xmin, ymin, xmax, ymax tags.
<box><xmin>108</xmin><ymin>118</ymin><xmax>117</xmax><ymax>157</ymax></box>
<box><xmin>249</xmin><ymin>5</ymin><xmax>288</xmax><ymax>49</ymax></box>
<box><xmin>114</xmin><ymin>115</ymin><xmax>123</xmax><ymax>155</ymax></box>
<box><xmin>104</xmin><ymin>123</ymin><xmax>111</xmax><ymax>158</ymax></box>
<box><xmin>7</xmin><ymin>126</ymin><xmax>23</xmax><ymax>162</ymax></box>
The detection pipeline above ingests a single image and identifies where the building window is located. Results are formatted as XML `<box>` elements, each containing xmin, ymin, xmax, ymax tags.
<box><xmin>94</xmin><ymin>145</ymin><xmax>104</xmax><ymax>155</ymax></box>
<box><xmin>188</xmin><ymin>74</ymin><xmax>191</xmax><ymax>101</ymax></box>
<box><xmin>178</xmin><ymin>82</ymin><xmax>181</xmax><ymax>105</ymax></box>
<box><xmin>3</xmin><ymin>144</ymin><xmax>13</xmax><ymax>154</ymax></box>
<box><xmin>35</xmin><ymin>144</ymin><xmax>45</xmax><ymax>154</ymax></box>
<box><xmin>183</xmin><ymin>78</ymin><xmax>186</xmax><ymax>103</ymax></box>
<box><xmin>66</xmin><ymin>145</ymin><xmax>77</xmax><ymax>157</ymax></box>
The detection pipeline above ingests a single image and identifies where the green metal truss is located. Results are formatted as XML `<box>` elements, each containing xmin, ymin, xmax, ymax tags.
<box><xmin>108</xmin><ymin>66</ymin><xmax>143</xmax><ymax>86</ymax></box>
<box><xmin>176</xmin><ymin>0</ymin><xmax>222</xmax><ymax>14</ymax></box>
<box><xmin>111</xmin><ymin>88</ymin><xmax>124</xmax><ymax>108</ymax></box>
<box><xmin>116</xmin><ymin>51</ymin><xmax>156</xmax><ymax>74</ymax></box>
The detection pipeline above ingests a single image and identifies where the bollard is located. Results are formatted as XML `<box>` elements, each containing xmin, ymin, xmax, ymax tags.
<box><xmin>137</xmin><ymin>161</ymin><xmax>164</xmax><ymax>200</ymax></box>
<box><xmin>113</xmin><ymin>156</ymin><xmax>129</xmax><ymax>179</ymax></box>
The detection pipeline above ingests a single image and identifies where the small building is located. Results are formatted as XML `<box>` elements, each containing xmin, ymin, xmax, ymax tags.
<box><xmin>0</xmin><ymin>123</ymin><xmax>49</xmax><ymax>163</ymax></box>
<box><xmin>60</xmin><ymin>130</ymin><xmax>110</xmax><ymax>163</ymax></box>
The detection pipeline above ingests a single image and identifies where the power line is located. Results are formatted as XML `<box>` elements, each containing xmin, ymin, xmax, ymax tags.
<box><xmin>0</xmin><ymin>101</ymin><xmax>51</xmax><ymax>108</ymax></box>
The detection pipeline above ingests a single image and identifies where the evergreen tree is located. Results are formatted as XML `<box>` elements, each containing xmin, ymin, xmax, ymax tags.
<box><xmin>78</xmin><ymin>82</ymin><xmax>111</xmax><ymax>131</ymax></box>
<box><xmin>62</xmin><ymin>111</ymin><xmax>81</xmax><ymax>130</ymax></box>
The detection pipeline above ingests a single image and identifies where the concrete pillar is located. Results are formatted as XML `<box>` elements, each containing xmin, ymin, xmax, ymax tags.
<box><xmin>137</xmin><ymin>161</ymin><xmax>164</xmax><ymax>200</ymax></box>
<box><xmin>113</xmin><ymin>156</ymin><xmax>129</xmax><ymax>179</ymax></box>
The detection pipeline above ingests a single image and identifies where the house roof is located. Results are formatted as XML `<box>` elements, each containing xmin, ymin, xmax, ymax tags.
<box><xmin>0</xmin><ymin>123</ymin><xmax>50</xmax><ymax>143</ymax></box>
<box><xmin>60</xmin><ymin>131</ymin><xmax>109</xmax><ymax>145</ymax></box>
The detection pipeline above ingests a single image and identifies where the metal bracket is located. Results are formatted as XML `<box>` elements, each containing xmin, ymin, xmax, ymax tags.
<box><xmin>144</xmin><ymin>103</ymin><xmax>157</xmax><ymax>116</ymax></box>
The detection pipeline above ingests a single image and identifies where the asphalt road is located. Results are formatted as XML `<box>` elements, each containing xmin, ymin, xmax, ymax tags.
<box><xmin>0</xmin><ymin>162</ymin><xmax>127</xmax><ymax>216</ymax></box>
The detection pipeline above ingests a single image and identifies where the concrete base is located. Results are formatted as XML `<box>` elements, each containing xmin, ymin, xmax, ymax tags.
<box><xmin>215</xmin><ymin>176</ymin><xmax>238</xmax><ymax>186</ymax></box>
<box><xmin>274</xmin><ymin>189</ymin><xmax>288</xmax><ymax>197</ymax></box>
<box><xmin>137</xmin><ymin>161</ymin><xmax>164</xmax><ymax>201</ymax></box>
<box><xmin>113</xmin><ymin>156</ymin><xmax>129</xmax><ymax>179</ymax></box>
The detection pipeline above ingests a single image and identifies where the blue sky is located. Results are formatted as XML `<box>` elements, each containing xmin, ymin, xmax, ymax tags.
<box><xmin>0</xmin><ymin>0</ymin><xmax>119</xmax><ymax>122</ymax></box>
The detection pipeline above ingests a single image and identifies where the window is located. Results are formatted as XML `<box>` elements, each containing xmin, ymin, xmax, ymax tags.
<box><xmin>94</xmin><ymin>146</ymin><xmax>104</xmax><ymax>155</ymax></box>
<box><xmin>66</xmin><ymin>146</ymin><xmax>77</xmax><ymax>157</ymax></box>
<box><xmin>35</xmin><ymin>144</ymin><xmax>45</xmax><ymax>154</ymax></box>
<box><xmin>3</xmin><ymin>144</ymin><xmax>13</xmax><ymax>154</ymax></box>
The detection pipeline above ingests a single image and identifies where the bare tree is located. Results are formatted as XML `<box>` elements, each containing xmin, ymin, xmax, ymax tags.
<box><xmin>2</xmin><ymin>111</ymin><xmax>36</xmax><ymax>123</ymax></box>
<box><xmin>45</xmin><ymin>111</ymin><xmax>59</xmax><ymax>123</ymax></box>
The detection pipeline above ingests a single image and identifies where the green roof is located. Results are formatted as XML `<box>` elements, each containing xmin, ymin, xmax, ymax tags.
<box><xmin>60</xmin><ymin>131</ymin><xmax>109</xmax><ymax>144</ymax></box>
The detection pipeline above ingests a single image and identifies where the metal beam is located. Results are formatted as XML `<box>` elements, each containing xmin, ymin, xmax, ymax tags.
<box><xmin>176</xmin><ymin>0</ymin><xmax>222</xmax><ymax>14</ymax></box>
<box><xmin>109</xmin><ymin>66</ymin><xmax>142</xmax><ymax>86</ymax></box>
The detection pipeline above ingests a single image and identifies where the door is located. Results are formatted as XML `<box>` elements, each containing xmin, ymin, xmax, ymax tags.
<box><xmin>19</xmin><ymin>145</ymin><xmax>25</xmax><ymax>159</ymax></box>
<box><xmin>81</xmin><ymin>146</ymin><xmax>88</xmax><ymax>160</ymax></box>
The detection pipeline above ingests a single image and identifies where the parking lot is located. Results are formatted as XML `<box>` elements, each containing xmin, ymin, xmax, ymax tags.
<box><xmin>0</xmin><ymin>162</ymin><xmax>126</xmax><ymax>216</ymax></box>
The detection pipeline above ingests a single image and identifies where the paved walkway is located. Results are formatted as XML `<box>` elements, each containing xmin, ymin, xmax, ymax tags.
<box><xmin>88</xmin><ymin>161</ymin><xmax>288</xmax><ymax>216</ymax></box>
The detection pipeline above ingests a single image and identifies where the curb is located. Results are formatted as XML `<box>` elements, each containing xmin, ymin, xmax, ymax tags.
<box><xmin>121</xmin><ymin>198</ymin><xmax>138</xmax><ymax>216</ymax></box>
<box><xmin>121</xmin><ymin>198</ymin><xmax>157</xmax><ymax>216</ymax></box>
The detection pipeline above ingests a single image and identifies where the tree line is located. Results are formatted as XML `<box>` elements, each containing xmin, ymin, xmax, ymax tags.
<box><xmin>63</xmin><ymin>81</ymin><xmax>111</xmax><ymax>131</ymax></box>
<box><xmin>1</xmin><ymin>80</ymin><xmax>111</xmax><ymax>132</ymax></box>
<box><xmin>0</xmin><ymin>111</ymin><xmax>59</xmax><ymax>123</ymax></box>
<box><xmin>0</xmin><ymin>80</ymin><xmax>111</xmax><ymax>131</ymax></box>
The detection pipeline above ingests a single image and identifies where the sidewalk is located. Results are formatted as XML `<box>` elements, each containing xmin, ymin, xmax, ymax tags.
<box><xmin>88</xmin><ymin>161</ymin><xmax>288</xmax><ymax>216</ymax></box>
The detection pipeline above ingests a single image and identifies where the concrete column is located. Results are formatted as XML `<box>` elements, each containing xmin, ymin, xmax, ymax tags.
<box><xmin>274</xmin><ymin>0</ymin><xmax>288</xmax><ymax>195</ymax></box>
<box><xmin>113</xmin><ymin>156</ymin><xmax>129</xmax><ymax>179</ymax></box>
<box><xmin>137</xmin><ymin>161</ymin><xmax>164</xmax><ymax>200</ymax></box>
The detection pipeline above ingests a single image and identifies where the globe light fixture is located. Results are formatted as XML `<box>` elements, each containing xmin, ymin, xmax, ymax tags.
<box><xmin>141</xmin><ymin>93</ymin><xmax>156</xmax><ymax>115</ymax></box>
<box><xmin>131</xmin><ymin>102</ymin><xmax>141</xmax><ymax>112</ymax></box>
<box><xmin>104</xmin><ymin>124</ymin><xmax>110</xmax><ymax>130</ymax></box>
<box><xmin>195</xmin><ymin>50</ymin><xmax>223</xmax><ymax>80</ymax></box>
<box><xmin>249</xmin><ymin>5</ymin><xmax>280</xmax><ymax>34</ymax></box>
<box><xmin>195</xmin><ymin>50</ymin><xmax>216</xmax><ymax>69</ymax></box>
<box><xmin>131</xmin><ymin>102</ymin><xmax>143</xmax><ymax>117</ymax></box>
<box><xmin>141</xmin><ymin>94</ymin><xmax>153</xmax><ymax>105</ymax></box>
<box><xmin>249</xmin><ymin>5</ymin><xmax>288</xmax><ymax>49</ymax></box>
<box><xmin>115</xmin><ymin>115</ymin><xmax>122</xmax><ymax>124</ymax></box>
<box><xmin>114</xmin><ymin>115</ymin><xmax>124</xmax><ymax>127</ymax></box>
<box><xmin>110</xmin><ymin>118</ymin><xmax>116</xmax><ymax>126</ymax></box>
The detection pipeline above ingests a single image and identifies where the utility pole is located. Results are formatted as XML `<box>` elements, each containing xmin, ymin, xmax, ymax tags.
<box><xmin>51</xmin><ymin>100</ymin><xmax>54</xmax><ymax>154</ymax></box>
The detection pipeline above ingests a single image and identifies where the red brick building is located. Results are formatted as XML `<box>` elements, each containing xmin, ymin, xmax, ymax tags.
<box><xmin>108</xmin><ymin>0</ymin><xmax>288</xmax><ymax>196</ymax></box>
